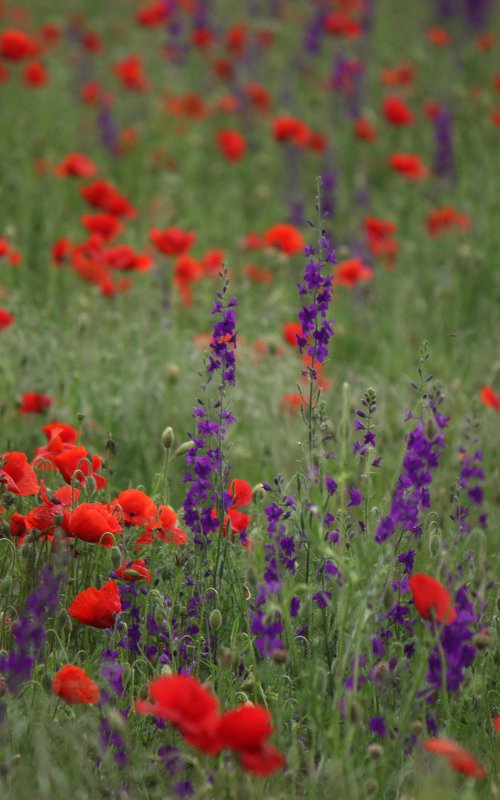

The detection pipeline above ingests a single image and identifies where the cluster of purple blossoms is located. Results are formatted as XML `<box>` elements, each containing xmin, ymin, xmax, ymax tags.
<box><xmin>453</xmin><ymin>446</ymin><xmax>487</xmax><ymax>532</ymax></box>
<box><xmin>0</xmin><ymin>560</ymin><xmax>66</xmax><ymax>695</ymax></box>
<box><xmin>433</xmin><ymin>108</ymin><xmax>455</xmax><ymax>181</ymax></box>
<box><xmin>297</xmin><ymin>230</ymin><xmax>335</xmax><ymax>378</ymax></box>
<box><xmin>427</xmin><ymin>585</ymin><xmax>477</xmax><ymax>696</ymax></box>
<box><xmin>182</xmin><ymin>274</ymin><xmax>237</xmax><ymax>546</ymax></box>
<box><xmin>375</xmin><ymin>418</ymin><xmax>446</xmax><ymax>544</ymax></box>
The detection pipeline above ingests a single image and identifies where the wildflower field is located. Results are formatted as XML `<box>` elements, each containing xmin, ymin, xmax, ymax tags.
<box><xmin>1</xmin><ymin>0</ymin><xmax>500</xmax><ymax>797</ymax></box>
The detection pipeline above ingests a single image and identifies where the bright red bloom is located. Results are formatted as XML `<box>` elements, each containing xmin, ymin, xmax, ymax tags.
<box><xmin>219</xmin><ymin>704</ymin><xmax>272</xmax><ymax>751</ymax></box>
<box><xmin>114</xmin><ymin>558</ymin><xmax>152</xmax><ymax>582</ymax></box>
<box><xmin>19</xmin><ymin>392</ymin><xmax>53</xmax><ymax>414</ymax></box>
<box><xmin>383</xmin><ymin>95</ymin><xmax>414</xmax><ymax>126</ymax></box>
<box><xmin>81</xmin><ymin>213</ymin><xmax>124</xmax><ymax>242</ymax></box>
<box><xmin>494</xmin><ymin>715</ymin><xmax>500</xmax><ymax>733</ymax></box>
<box><xmin>81</xmin><ymin>81</ymin><xmax>102</xmax><ymax>105</ymax></box>
<box><xmin>427</xmin><ymin>27</ymin><xmax>451</xmax><ymax>46</ymax></box>
<box><xmin>55</xmin><ymin>153</ymin><xmax>97</xmax><ymax>178</ymax></box>
<box><xmin>69</xmin><ymin>502</ymin><xmax>122</xmax><ymax>546</ymax></box>
<box><xmin>245</xmin><ymin>82</ymin><xmax>270</xmax><ymax>113</ymax></box>
<box><xmin>136</xmin><ymin>504</ymin><xmax>188</xmax><ymax>547</ymax></box>
<box><xmin>0</xmin><ymin>451</ymin><xmax>39</xmax><ymax>495</ymax></box>
<box><xmin>0</xmin><ymin>307</ymin><xmax>14</xmax><ymax>329</ymax></box>
<box><xmin>324</xmin><ymin>11</ymin><xmax>361</xmax><ymax>38</ymax></box>
<box><xmin>354</xmin><ymin>117</ymin><xmax>377</xmax><ymax>141</ymax></box>
<box><xmin>113</xmin><ymin>55</ymin><xmax>148</xmax><ymax>91</ymax></box>
<box><xmin>81</xmin><ymin>180</ymin><xmax>137</xmax><ymax>218</ymax></box>
<box><xmin>216</xmin><ymin>129</ymin><xmax>247</xmax><ymax>161</ymax></box>
<box><xmin>53</xmin><ymin>446</ymin><xmax>107</xmax><ymax>491</ymax></box>
<box><xmin>52</xmin><ymin>664</ymin><xmax>100</xmax><ymax>704</ymax></box>
<box><xmin>423</xmin><ymin>738</ymin><xmax>486</xmax><ymax>779</ymax></box>
<box><xmin>23</xmin><ymin>60</ymin><xmax>47</xmax><ymax>87</ymax></box>
<box><xmin>263</xmin><ymin>223</ymin><xmax>305</xmax><ymax>256</ymax></box>
<box><xmin>136</xmin><ymin>1</ymin><xmax>169</xmax><ymax>26</ymax></box>
<box><xmin>68</xmin><ymin>580</ymin><xmax>121</xmax><ymax>628</ymax></box>
<box><xmin>113</xmin><ymin>488</ymin><xmax>156</xmax><ymax>526</ymax></box>
<box><xmin>282</xmin><ymin>321</ymin><xmax>303</xmax><ymax>348</ymax></box>
<box><xmin>241</xmin><ymin>743</ymin><xmax>286</xmax><ymax>776</ymax></box>
<box><xmin>480</xmin><ymin>386</ymin><xmax>500</xmax><ymax>412</ymax></box>
<box><xmin>136</xmin><ymin>675</ymin><xmax>222</xmax><ymax>754</ymax></box>
<box><xmin>173</xmin><ymin>254</ymin><xmax>203</xmax><ymax>306</ymax></box>
<box><xmin>34</xmin><ymin>421</ymin><xmax>79</xmax><ymax>465</ymax></box>
<box><xmin>81</xmin><ymin>30</ymin><xmax>102</xmax><ymax>53</ymax></box>
<box><xmin>427</xmin><ymin>206</ymin><xmax>471</xmax><ymax>236</ymax></box>
<box><xmin>409</xmin><ymin>573</ymin><xmax>456</xmax><ymax>625</ymax></box>
<box><xmin>103</xmin><ymin>244</ymin><xmax>152</xmax><ymax>272</ymax></box>
<box><xmin>0</xmin><ymin>29</ymin><xmax>37</xmax><ymax>61</ymax></box>
<box><xmin>201</xmin><ymin>249</ymin><xmax>225</xmax><ymax>277</ymax></box>
<box><xmin>149</xmin><ymin>227</ymin><xmax>196</xmax><ymax>256</ymax></box>
<box><xmin>388</xmin><ymin>153</ymin><xmax>428</xmax><ymax>180</ymax></box>
<box><xmin>272</xmin><ymin>115</ymin><xmax>310</xmax><ymax>147</ymax></box>
<box><xmin>335</xmin><ymin>258</ymin><xmax>373</xmax><ymax>287</ymax></box>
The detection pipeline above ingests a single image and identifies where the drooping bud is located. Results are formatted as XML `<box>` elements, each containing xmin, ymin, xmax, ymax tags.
<box><xmin>162</xmin><ymin>426</ymin><xmax>175</xmax><ymax>450</ymax></box>
<box><xmin>209</xmin><ymin>609</ymin><xmax>222</xmax><ymax>631</ymax></box>
<box><xmin>174</xmin><ymin>440</ymin><xmax>195</xmax><ymax>457</ymax></box>
<box><xmin>110</xmin><ymin>546</ymin><xmax>122</xmax><ymax>570</ymax></box>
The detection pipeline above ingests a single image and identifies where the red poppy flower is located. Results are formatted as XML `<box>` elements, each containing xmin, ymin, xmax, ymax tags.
<box><xmin>426</xmin><ymin>206</ymin><xmax>471</xmax><ymax>236</ymax></box>
<box><xmin>55</xmin><ymin>153</ymin><xmax>97</xmax><ymax>178</ymax></box>
<box><xmin>114</xmin><ymin>558</ymin><xmax>152</xmax><ymax>582</ymax></box>
<box><xmin>112</xmin><ymin>489</ymin><xmax>157</xmax><ymax>526</ymax></box>
<box><xmin>354</xmin><ymin>117</ymin><xmax>377</xmax><ymax>141</ymax></box>
<box><xmin>423</xmin><ymin>738</ymin><xmax>486</xmax><ymax>779</ymax></box>
<box><xmin>380</xmin><ymin>61</ymin><xmax>415</xmax><ymax>86</ymax></box>
<box><xmin>52</xmin><ymin>665</ymin><xmax>100</xmax><ymax>704</ymax></box>
<box><xmin>192</xmin><ymin>27</ymin><xmax>216</xmax><ymax>48</ymax></box>
<box><xmin>282</xmin><ymin>392</ymin><xmax>305</xmax><ymax>414</ymax></box>
<box><xmin>388</xmin><ymin>153</ymin><xmax>428</xmax><ymax>180</ymax></box>
<box><xmin>136</xmin><ymin>504</ymin><xmax>188</xmax><ymax>547</ymax></box>
<box><xmin>19</xmin><ymin>392</ymin><xmax>53</xmax><ymax>414</ymax></box>
<box><xmin>244</xmin><ymin>264</ymin><xmax>273</xmax><ymax>284</ymax></box>
<box><xmin>113</xmin><ymin>55</ymin><xmax>148</xmax><ymax>91</ymax></box>
<box><xmin>480</xmin><ymin>386</ymin><xmax>500</xmax><ymax>411</ymax></box>
<box><xmin>272</xmin><ymin>115</ymin><xmax>310</xmax><ymax>147</ymax></box>
<box><xmin>34</xmin><ymin>421</ymin><xmax>79</xmax><ymax>465</ymax></box>
<box><xmin>173</xmin><ymin>254</ymin><xmax>203</xmax><ymax>306</ymax></box>
<box><xmin>240</xmin><ymin>742</ymin><xmax>286</xmax><ymax>776</ymax></box>
<box><xmin>53</xmin><ymin>446</ymin><xmax>107</xmax><ymax>491</ymax></box>
<box><xmin>81</xmin><ymin>213</ymin><xmax>124</xmax><ymax>242</ymax></box>
<box><xmin>68</xmin><ymin>580</ymin><xmax>121</xmax><ymax>628</ymax></box>
<box><xmin>81</xmin><ymin>180</ymin><xmax>137</xmax><ymax>218</ymax></box>
<box><xmin>81</xmin><ymin>81</ymin><xmax>102</xmax><ymax>105</ymax></box>
<box><xmin>136</xmin><ymin>1</ymin><xmax>169</xmax><ymax>26</ymax></box>
<box><xmin>0</xmin><ymin>307</ymin><xmax>14</xmax><ymax>330</ymax></box>
<box><xmin>219</xmin><ymin>704</ymin><xmax>272</xmax><ymax>752</ymax></box>
<box><xmin>201</xmin><ymin>249</ymin><xmax>225</xmax><ymax>277</ymax></box>
<box><xmin>0</xmin><ymin>451</ymin><xmax>39</xmax><ymax>495</ymax></box>
<box><xmin>282</xmin><ymin>321</ymin><xmax>303</xmax><ymax>348</ymax></box>
<box><xmin>103</xmin><ymin>244</ymin><xmax>152</xmax><ymax>272</ymax></box>
<box><xmin>23</xmin><ymin>60</ymin><xmax>47</xmax><ymax>87</ymax></box>
<box><xmin>244</xmin><ymin>82</ymin><xmax>270</xmax><ymax>113</ymax></box>
<box><xmin>69</xmin><ymin>502</ymin><xmax>122</xmax><ymax>546</ymax></box>
<box><xmin>409</xmin><ymin>573</ymin><xmax>456</xmax><ymax>625</ymax></box>
<box><xmin>324</xmin><ymin>12</ymin><xmax>361</xmax><ymax>38</ymax></box>
<box><xmin>0</xmin><ymin>29</ymin><xmax>37</xmax><ymax>61</ymax></box>
<box><xmin>216</xmin><ymin>129</ymin><xmax>247</xmax><ymax>161</ymax></box>
<box><xmin>335</xmin><ymin>258</ymin><xmax>373</xmax><ymax>288</ymax></box>
<box><xmin>136</xmin><ymin>675</ymin><xmax>223</xmax><ymax>755</ymax></box>
<box><xmin>383</xmin><ymin>95</ymin><xmax>414</xmax><ymax>126</ymax></box>
<box><xmin>427</xmin><ymin>27</ymin><xmax>451</xmax><ymax>46</ymax></box>
<box><xmin>494</xmin><ymin>715</ymin><xmax>500</xmax><ymax>733</ymax></box>
<box><xmin>149</xmin><ymin>227</ymin><xmax>196</xmax><ymax>256</ymax></box>
<box><xmin>263</xmin><ymin>223</ymin><xmax>305</xmax><ymax>256</ymax></box>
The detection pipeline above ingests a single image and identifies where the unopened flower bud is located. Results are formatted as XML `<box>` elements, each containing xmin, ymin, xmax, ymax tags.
<box><xmin>272</xmin><ymin>648</ymin><xmax>288</xmax><ymax>664</ymax></box>
<box><xmin>41</xmin><ymin>672</ymin><xmax>53</xmax><ymax>694</ymax></box>
<box><xmin>473</xmin><ymin>630</ymin><xmax>491</xmax><ymax>650</ymax></box>
<box><xmin>106</xmin><ymin>708</ymin><xmax>128</xmax><ymax>735</ymax></box>
<box><xmin>160</xmin><ymin>664</ymin><xmax>173</xmax><ymax>677</ymax></box>
<box><xmin>411</xmin><ymin>721</ymin><xmax>424</xmax><ymax>736</ymax></box>
<box><xmin>174</xmin><ymin>440</ymin><xmax>195</xmax><ymax>458</ymax></box>
<box><xmin>220</xmin><ymin>648</ymin><xmax>234</xmax><ymax>668</ymax></box>
<box><xmin>0</xmin><ymin>576</ymin><xmax>12</xmax><ymax>595</ymax></box>
<box><xmin>166</xmin><ymin>363</ymin><xmax>180</xmax><ymax>383</ymax></box>
<box><xmin>110</xmin><ymin>546</ymin><xmax>122</xmax><ymax>570</ymax></box>
<box><xmin>252</xmin><ymin>483</ymin><xmax>266</xmax><ymax>503</ymax></box>
<box><xmin>162</xmin><ymin>426</ymin><xmax>175</xmax><ymax>450</ymax></box>
<box><xmin>363</xmin><ymin>778</ymin><xmax>379</xmax><ymax>796</ymax></box>
<box><xmin>241</xmin><ymin>674</ymin><xmax>256</xmax><ymax>691</ymax></box>
<box><xmin>209</xmin><ymin>609</ymin><xmax>222</xmax><ymax>632</ymax></box>
<box><xmin>367</xmin><ymin>744</ymin><xmax>383</xmax><ymax>759</ymax></box>
<box><xmin>373</xmin><ymin>661</ymin><xmax>391</xmax><ymax>681</ymax></box>
<box><xmin>56</xmin><ymin>608</ymin><xmax>72</xmax><ymax>632</ymax></box>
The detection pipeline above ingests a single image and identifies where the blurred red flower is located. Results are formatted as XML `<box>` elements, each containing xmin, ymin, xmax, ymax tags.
<box><xmin>480</xmin><ymin>385</ymin><xmax>500</xmax><ymax>411</ymax></box>
<box><xmin>423</xmin><ymin>738</ymin><xmax>486</xmax><ymax>779</ymax></box>
<box><xmin>52</xmin><ymin>665</ymin><xmax>100</xmax><ymax>704</ymax></box>
<box><xmin>19</xmin><ymin>392</ymin><xmax>53</xmax><ymax>414</ymax></box>
<box><xmin>409</xmin><ymin>573</ymin><xmax>456</xmax><ymax>625</ymax></box>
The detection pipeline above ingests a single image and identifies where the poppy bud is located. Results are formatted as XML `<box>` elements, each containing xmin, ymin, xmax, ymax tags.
<box><xmin>21</xmin><ymin>542</ymin><xmax>34</xmax><ymax>560</ymax></box>
<box><xmin>106</xmin><ymin>708</ymin><xmax>128</xmax><ymax>735</ymax></box>
<box><xmin>473</xmin><ymin>630</ymin><xmax>491</xmax><ymax>649</ymax></box>
<box><xmin>174</xmin><ymin>440</ymin><xmax>195</xmax><ymax>458</ymax></box>
<box><xmin>56</xmin><ymin>608</ymin><xmax>72</xmax><ymax>632</ymax></box>
<box><xmin>241</xmin><ymin>674</ymin><xmax>256</xmax><ymax>690</ymax></box>
<box><xmin>272</xmin><ymin>648</ymin><xmax>288</xmax><ymax>664</ymax></box>
<box><xmin>85</xmin><ymin>475</ymin><xmax>97</xmax><ymax>494</ymax></box>
<box><xmin>166</xmin><ymin>363</ymin><xmax>180</xmax><ymax>383</ymax></box>
<box><xmin>363</xmin><ymin>779</ymin><xmax>379</xmax><ymax>796</ymax></box>
<box><xmin>0</xmin><ymin>677</ymin><xmax>6</xmax><ymax>697</ymax></box>
<box><xmin>367</xmin><ymin>744</ymin><xmax>383</xmax><ymax>759</ymax></box>
<box><xmin>110</xmin><ymin>546</ymin><xmax>122</xmax><ymax>570</ymax></box>
<box><xmin>209</xmin><ymin>609</ymin><xmax>222</xmax><ymax>631</ymax></box>
<box><xmin>220</xmin><ymin>648</ymin><xmax>235</xmax><ymax>668</ymax></box>
<box><xmin>0</xmin><ymin>576</ymin><xmax>12</xmax><ymax>595</ymax></box>
<box><xmin>41</xmin><ymin>672</ymin><xmax>53</xmax><ymax>694</ymax></box>
<box><xmin>411</xmin><ymin>721</ymin><xmax>424</xmax><ymax>735</ymax></box>
<box><xmin>161</xmin><ymin>426</ymin><xmax>175</xmax><ymax>450</ymax></box>
<box><xmin>348</xmin><ymin>699</ymin><xmax>363</xmax><ymax>725</ymax></box>
<box><xmin>205</xmin><ymin>587</ymin><xmax>218</xmax><ymax>604</ymax></box>
<box><xmin>160</xmin><ymin>664</ymin><xmax>173</xmax><ymax>677</ymax></box>
<box><xmin>373</xmin><ymin>661</ymin><xmax>391</xmax><ymax>681</ymax></box>
<box><xmin>252</xmin><ymin>483</ymin><xmax>266</xmax><ymax>502</ymax></box>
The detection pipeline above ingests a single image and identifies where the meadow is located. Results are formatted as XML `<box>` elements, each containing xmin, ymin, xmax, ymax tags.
<box><xmin>0</xmin><ymin>0</ymin><xmax>499</xmax><ymax>798</ymax></box>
